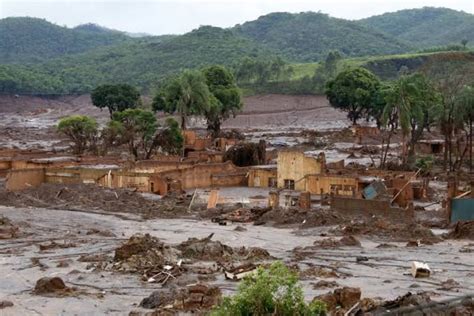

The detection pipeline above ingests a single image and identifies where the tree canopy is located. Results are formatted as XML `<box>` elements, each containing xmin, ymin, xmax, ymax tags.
<box><xmin>202</xmin><ymin>65</ymin><xmax>243</xmax><ymax>136</ymax></box>
<box><xmin>57</xmin><ymin>115</ymin><xmax>98</xmax><ymax>154</ymax></box>
<box><xmin>325</xmin><ymin>67</ymin><xmax>381</xmax><ymax>124</ymax></box>
<box><xmin>91</xmin><ymin>84</ymin><xmax>141</xmax><ymax>117</ymax></box>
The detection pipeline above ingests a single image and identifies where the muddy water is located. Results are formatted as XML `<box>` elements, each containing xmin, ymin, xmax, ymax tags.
<box><xmin>1</xmin><ymin>206</ymin><xmax>473</xmax><ymax>315</ymax></box>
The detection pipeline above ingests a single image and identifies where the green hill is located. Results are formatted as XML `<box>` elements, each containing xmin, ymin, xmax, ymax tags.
<box><xmin>0</xmin><ymin>26</ymin><xmax>273</xmax><ymax>94</ymax></box>
<box><xmin>0</xmin><ymin>17</ymin><xmax>131</xmax><ymax>64</ymax></box>
<box><xmin>234</xmin><ymin>12</ymin><xmax>410</xmax><ymax>62</ymax></box>
<box><xmin>359</xmin><ymin>7</ymin><xmax>474</xmax><ymax>48</ymax></box>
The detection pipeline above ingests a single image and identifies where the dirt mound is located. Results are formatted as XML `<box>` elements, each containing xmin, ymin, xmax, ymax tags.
<box><xmin>136</xmin><ymin>283</ymin><xmax>221</xmax><ymax>314</ymax></box>
<box><xmin>313</xmin><ymin>235</ymin><xmax>361</xmax><ymax>249</ymax></box>
<box><xmin>446</xmin><ymin>221</ymin><xmax>474</xmax><ymax>240</ymax></box>
<box><xmin>332</xmin><ymin>218</ymin><xmax>439</xmax><ymax>242</ymax></box>
<box><xmin>114</xmin><ymin>234</ymin><xmax>178</xmax><ymax>273</ymax></box>
<box><xmin>217</xmin><ymin>207</ymin><xmax>270</xmax><ymax>223</ymax></box>
<box><xmin>258</xmin><ymin>207</ymin><xmax>347</xmax><ymax>227</ymax></box>
<box><xmin>34</xmin><ymin>277</ymin><xmax>72</xmax><ymax>296</ymax></box>
<box><xmin>0</xmin><ymin>300</ymin><xmax>14</xmax><ymax>309</ymax></box>
<box><xmin>177</xmin><ymin>234</ymin><xmax>271</xmax><ymax>262</ymax></box>
<box><xmin>0</xmin><ymin>183</ymin><xmax>189</xmax><ymax>218</ymax></box>
<box><xmin>0</xmin><ymin>215</ymin><xmax>19</xmax><ymax>239</ymax></box>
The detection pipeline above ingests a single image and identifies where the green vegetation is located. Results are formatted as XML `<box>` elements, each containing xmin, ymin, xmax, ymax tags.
<box><xmin>235</xmin><ymin>12</ymin><xmax>409</xmax><ymax>62</ymax></box>
<box><xmin>211</xmin><ymin>261</ymin><xmax>326</xmax><ymax>316</ymax></box>
<box><xmin>1</xmin><ymin>8</ymin><xmax>474</xmax><ymax>95</ymax></box>
<box><xmin>359</xmin><ymin>7</ymin><xmax>474</xmax><ymax>48</ymax></box>
<box><xmin>91</xmin><ymin>84</ymin><xmax>141</xmax><ymax>117</ymax></box>
<box><xmin>153</xmin><ymin>66</ymin><xmax>242</xmax><ymax>135</ymax></box>
<box><xmin>325</xmin><ymin>68</ymin><xmax>381</xmax><ymax>124</ymax></box>
<box><xmin>203</xmin><ymin>65</ymin><xmax>243</xmax><ymax>136</ymax></box>
<box><xmin>153</xmin><ymin>70</ymin><xmax>212</xmax><ymax>129</ymax></box>
<box><xmin>58</xmin><ymin>110</ymin><xmax>183</xmax><ymax>159</ymax></box>
<box><xmin>57</xmin><ymin>115</ymin><xmax>98</xmax><ymax>155</ymax></box>
<box><xmin>0</xmin><ymin>17</ymin><xmax>130</xmax><ymax>64</ymax></box>
<box><xmin>381</xmin><ymin>73</ymin><xmax>441</xmax><ymax>166</ymax></box>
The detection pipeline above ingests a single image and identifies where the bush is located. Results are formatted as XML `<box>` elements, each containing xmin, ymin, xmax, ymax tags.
<box><xmin>415</xmin><ymin>155</ymin><xmax>434</xmax><ymax>175</ymax></box>
<box><xmin>211</xmin><ymin>261</ymin><xmax>326</xmax><ymax>316</ymax></box>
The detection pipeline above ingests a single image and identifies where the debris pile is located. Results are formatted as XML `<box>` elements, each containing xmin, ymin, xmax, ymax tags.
<box><xmin>0</xmin><ymin>183</ymin><xmax>189</xmax><ymax>218</ymax></box>
<box><xmin>216</xmin><ymin>207</ymin><xmax>270</xmax><ymax>223</ymax></box>
<box><xmin>312</xmin><ymin>235</ymin><xmax>361</xmax><ymax>248</ymax></box>
<box><xmin>114</xmin><ymin>234</ymin><xmax>178</xmax><ymax>274</ymax></box>
<box><xmin>257</xmin><ymin>207</ymin><xmax>346</xmax><ymax>227</ymax></box>
<box><xmin>177</xmin><ymin>234</ymin><xmax>271</xmax><ymax>262</ymax></box>
<box><xmin>446</xmin><ymin>221</ymin><xmax>474</xmax><ymax>240</ymax></box>
<box><xmin>332</xmin><ymin>218</ymin><xmax>440</xmax><ymax>242</ymax></box>
<box><xmin>0</xmin><ymin>215</ymin><xmax>19</xmax><ymax>239</ymax></box>
<box><xmin>136</xmin><ymin>283</ymin><xmax>221</xmax><ymax>313</ymax></box>
<box><xmin>314</xmin><ymin>286</ymin><xmax>361</xmax><ymax>312</ymax></box>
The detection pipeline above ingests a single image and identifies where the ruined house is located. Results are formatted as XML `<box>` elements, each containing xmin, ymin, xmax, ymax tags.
<box><xmin>277</xmin><ymin>150</ymin><xmax>326</xmax><ymax>190</ymax></box>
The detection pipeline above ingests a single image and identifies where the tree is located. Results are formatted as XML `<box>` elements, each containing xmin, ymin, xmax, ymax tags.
<box><xmin>422</xmin><ymin>57</ymin><xmax>474</xmax><ymax>171</ymax></box>
<box><xmin>91</xmin><ymin>84</ymin><xmax>140</xmax><ymax>117</ymax></box>
<box><xmin>211</xmin><ymin>261</ymin><xmax>326</xmax><ymax>316</ymax></box>
<box><xmin>202</xmin><ymin>65</ymin><xmax>243</xmax><ymax>137</ymax></box>
<box><xmin>325</xmin><ymin>67</ymin><xmax>380</xmax><ymax>125</ymax></box>
<box><xmin>57</xmin><ymin>115</ymin><xmax>98</xmax><ymax>154</ymax></box>
<box><xmin>112</xmin><ymin>109</ymin><xmax>183</xmax><ymax>159</ymax></box>
<box><xmin>381</xmin><ymin>73</ymin><xmax>441</xmax><ymax>167</ymax></box>
<box><xmin>152</xmin><ymin>70</ymin><xmax>211</xmax><ymax>129</ymax></box>
<box><xmin>454</xmin><ymin>85</ymin><xmax>474</xmax><ymax>172</ymax></box>
<box><xmin>461</xmin><ymin>39</ymin><xmax>468</xmax><ymax>48</ymax></box>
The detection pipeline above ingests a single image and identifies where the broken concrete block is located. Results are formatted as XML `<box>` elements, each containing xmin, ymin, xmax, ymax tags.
<box><xmin>411</xmin><ymin>261</ymin><xmax>431</xmax><ymax>278</ymax></box>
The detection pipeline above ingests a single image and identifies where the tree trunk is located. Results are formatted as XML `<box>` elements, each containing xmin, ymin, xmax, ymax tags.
<box><xmin>470</xmin><ymin>119</ymin><xmax>473</xmax><ymax>173</ymax></box>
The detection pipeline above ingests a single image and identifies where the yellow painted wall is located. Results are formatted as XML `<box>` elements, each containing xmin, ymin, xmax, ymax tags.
<box><xmin>306</xmin><ymin>175</ymin><xmax>358</xmax><ymax>195</ymax></box>
<box><xmin>277</xmin><ymin>151</ymin><xmax>325</xmax><ymax>190</ymax></box>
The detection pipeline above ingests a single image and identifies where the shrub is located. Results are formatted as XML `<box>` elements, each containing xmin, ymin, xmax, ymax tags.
<box><xmin>211</xmin><ymin>261</ymin><xmax>326</xmax><ymax>316</ymax></box>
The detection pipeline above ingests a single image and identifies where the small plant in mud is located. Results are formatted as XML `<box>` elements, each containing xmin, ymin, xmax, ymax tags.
<box><xmin>211</xmin><ymin>261</ymin><xmax>326</xmax><ymax>316</ymax></box>
<box><xmin>415</xmin><ymin>155</ymin><xmax>434</xmax><ymax>176</ymax></box>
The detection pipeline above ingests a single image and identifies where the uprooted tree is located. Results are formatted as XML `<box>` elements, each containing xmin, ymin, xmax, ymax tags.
<box><xmin>91</xmin><ymin>84</ymin><xmax>141</xmax><ymax>117</ymax></box>
<box><xmin>57</xmin><ymin>115</ymin><xmax>98</xmax><ymax>155</ymax></box>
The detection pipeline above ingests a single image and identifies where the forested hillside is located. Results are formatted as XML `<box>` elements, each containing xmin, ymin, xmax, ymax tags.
<box><xmin>1</xmin><ymin>7</ymin><xmax>473</xmax><ymax>95</ymax></box>
<box><xmin>234</xmin><ymin>12</ymin><xmax>410</xmax><ymax>62</ymax></box>
<box><xmin>0</xmin><ymin>26</ymin><xmax>273</xmax><ymax>94</ymax></box>
<box><xmin>359</xmin><ymin>7</ymin><xmax>474</xmax><ymax>48</ymax></box>
<box><xmin>0</xmin><ymin>17</ymin><xmax>131</xmax><ymax>64</ymax></box>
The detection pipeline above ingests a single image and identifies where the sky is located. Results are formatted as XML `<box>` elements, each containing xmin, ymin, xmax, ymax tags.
<box><xmin>1</xmin><ymin>0</ymin><xmax>473</xmax><ymax>35</ymax></box>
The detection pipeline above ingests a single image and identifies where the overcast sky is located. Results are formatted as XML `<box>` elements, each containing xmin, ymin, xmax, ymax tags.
<box><xmin>1</xmin><ymin>0</ymin><xmax>473</xmax><ymax>35</ymax></box>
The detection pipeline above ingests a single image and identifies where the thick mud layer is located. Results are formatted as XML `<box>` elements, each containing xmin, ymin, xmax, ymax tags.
<box><xmin>0</xmin><ymin>206</ymin><xmax>473</xmax><ymax>315</ymax></box>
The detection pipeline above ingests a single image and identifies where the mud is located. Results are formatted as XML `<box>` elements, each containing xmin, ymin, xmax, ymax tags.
<box><xmin>0</xmin><ymin>206</ymin><xmax>473</xmax><ymax>315</ymax></box>
<box><xmin>0</xmin><ymin>183</ymin><xmax>190</xmax><ymax>219</ymax></box>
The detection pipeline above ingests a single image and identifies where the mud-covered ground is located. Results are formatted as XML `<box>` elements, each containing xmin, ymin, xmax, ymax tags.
<box><xmin>1</xmin><ymin>202</ymin><xmax>473</xmax><ymax>315</ymax></box>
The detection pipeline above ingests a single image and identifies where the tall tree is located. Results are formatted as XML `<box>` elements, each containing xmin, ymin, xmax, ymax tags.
<box><xmin>422</xmin><ymin>57</ymin><xmax>474</xmax><ymax>171</ymax></box>
<box><xmin>202</xmin><ymin>65</ymin><xmax>243</xmax><ymax>137</ymax></box>
<box><xmin>152</xmin><ymin>70</ymin><xmax>211</xmax><ymax>129</ymax></box>
<box><xmin>325</xmin><ymin>67</ymin><xmax>380</xmax><ymax>125</ymax></box>
<box><xmin>454</xmin><ymin>85</ymin><xmax>474</xmax><ymax>172</ymax></box>
<box><xmin>91</xmin><ymin>84</ymin><xmax>140</xmax><ymax>117</ymax></box>
<box><xmin>381</xmin><ymin>73</ymin><xmax>441</xmax><ymax>166</ymax></box>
